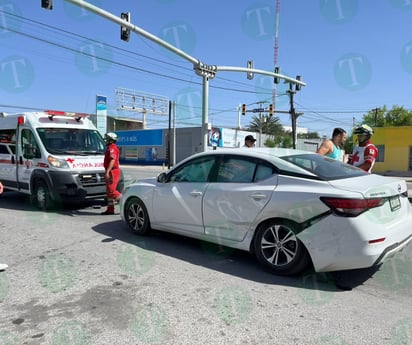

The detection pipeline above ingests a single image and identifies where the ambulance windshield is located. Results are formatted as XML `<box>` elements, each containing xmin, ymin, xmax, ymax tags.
<box><xmin>37</xmin><ymin>128</ymin><xmax>106</xmax><ymax>155</ymax></box>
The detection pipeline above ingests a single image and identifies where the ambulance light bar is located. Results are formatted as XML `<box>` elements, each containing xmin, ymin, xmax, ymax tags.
<box><xmin>45</xmin><ymin>110</ymin><xmax>89</xmax><ymax>122</ymax></box>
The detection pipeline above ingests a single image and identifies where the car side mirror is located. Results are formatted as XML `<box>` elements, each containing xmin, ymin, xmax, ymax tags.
<box><xmin>157</xmin><ymin>172</ymin><xmax>167</xmax><ymax>183</ymax></box>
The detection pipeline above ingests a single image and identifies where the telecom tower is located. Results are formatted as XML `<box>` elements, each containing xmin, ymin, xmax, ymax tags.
<box><xmin>273</xmin><ymin>0</ymin><xmax>280</xmax><ymax>107</ymax></box>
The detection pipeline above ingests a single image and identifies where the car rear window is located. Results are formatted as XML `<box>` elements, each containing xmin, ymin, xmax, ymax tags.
<box><xmin>280</xmin><ymin>154</ymin><xmax>366</xmax><ymax>180</ymax></box>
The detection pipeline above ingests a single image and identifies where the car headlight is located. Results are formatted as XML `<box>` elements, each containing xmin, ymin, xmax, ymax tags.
<box><xmin>48</xmin><ymin>155</ymin><xmax>70</xmax><ymax>168</ymax></box>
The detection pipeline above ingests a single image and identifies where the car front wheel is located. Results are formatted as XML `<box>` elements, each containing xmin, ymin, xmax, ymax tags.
<box><xmin>253</xmin><ymin>219</ymin><xmax>310</xmax><ymax>275</ymax></box>
<box><xmin>124</xmin><ymin>197</ymin><xmax>151</xmax><ymax>235</ymax></box>
<box><xmin>32</xmin><ymin>180</ymin><xmax>53</xmax><ymax>210</ymax></box>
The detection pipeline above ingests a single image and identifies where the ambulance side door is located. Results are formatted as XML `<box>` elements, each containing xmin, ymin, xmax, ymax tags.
<box><xmin>17</xmin><ymin>128</ymin><xmax>41</xmax><ymax>191</ymax></box>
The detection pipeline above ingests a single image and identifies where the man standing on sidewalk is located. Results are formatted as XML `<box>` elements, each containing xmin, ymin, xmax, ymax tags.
<box><xmin>101</xmin><ymin>133</ymin><xmax>122</xmax><ymax>215</ymax></box>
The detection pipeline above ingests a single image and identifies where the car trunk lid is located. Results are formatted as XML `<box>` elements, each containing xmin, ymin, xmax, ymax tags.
<box><xmin>327</xmin><ymin>175</ymin><xmax>407</xmax><ymax>198</ymax></box>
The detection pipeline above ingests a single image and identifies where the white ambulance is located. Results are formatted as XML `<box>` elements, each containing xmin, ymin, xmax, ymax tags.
<box><xmin>0</xmin><ymin>110</ymin><xmax>107</xmax><ymax>209</ymax></box>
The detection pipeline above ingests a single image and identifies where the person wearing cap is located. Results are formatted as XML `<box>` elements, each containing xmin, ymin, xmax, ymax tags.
<box><xmin>348</xmin><ymin>124</ymin><xmax>378</xmax><ymax>173</ymax></box>
<box><xmin>101</xmin><ymin>132</ymin><xmax>122</xmax><ymax>215</ymax></box>
<box><xmin>243</xmin><ymin>135</ymin><xmax>256</xmax><ymax>148</ymax></box>
<box><xmin>0</xmin><ymin>181</ymin><xmax>7</xmax><ymax>271</ymax></box>
<box><xmin>316</xmin><ymin>127</ymin><xmax>347</xmax><ymax>161</ymax></box>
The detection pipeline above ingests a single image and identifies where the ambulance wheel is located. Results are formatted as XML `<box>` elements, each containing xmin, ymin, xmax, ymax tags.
<box><xmin>33</xmin><ymin>180</ymin><xmax>53</xmax><ymax>210</ymax></box>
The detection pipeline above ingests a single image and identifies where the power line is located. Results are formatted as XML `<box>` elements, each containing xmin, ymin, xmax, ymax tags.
<box><xmin>0</xmin><ymin>9</ymin><xmax>388</xmax><ymax>131</ymax></box>
<box><xmin>0</xmin><ymin>10</ymin><xmax>274</xmax><ymax>96</ymax></box>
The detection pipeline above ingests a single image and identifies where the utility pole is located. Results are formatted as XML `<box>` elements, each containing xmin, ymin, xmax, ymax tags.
<box><xmin>286</xmin><ymin>83</ymin><xmax>303</xmax><ymax>149</ymax></box>
<box><xmin>373</xmin><ymin>107</ymin><xmax>380</xmax><ymax>126</ymax></box>
<box><xmin>242</xmin><ymin>97</ymin><xmax>303</xmax><ymax>149</ymax></box>
<box><xmin>258</xmin><ymin>101</ymin><xmax>266</xmax><ymax>147</ymax></box>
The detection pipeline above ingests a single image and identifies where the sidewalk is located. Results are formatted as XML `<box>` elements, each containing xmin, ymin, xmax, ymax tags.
<box><xmin>380</xmin><ymin>171</ymin><xmax>412</xmax><ymax>178</ymax></box>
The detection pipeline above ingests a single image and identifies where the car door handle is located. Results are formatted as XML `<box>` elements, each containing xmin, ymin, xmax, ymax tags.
<box><xmin>250</xmin><ymin>193</ymin><xmax>268</xmax><ymax>200</ymax></box>
<box><xmin>190</xmin><ymin>191</ymin><xmax>203</xmax><ymax>197</ymax></box>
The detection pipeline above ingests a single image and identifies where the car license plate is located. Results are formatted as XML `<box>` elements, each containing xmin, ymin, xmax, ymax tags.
<box><xmin>389</xmin><ymin>195</ymin><xmax>401</xmax><ymax>211</ymax></box>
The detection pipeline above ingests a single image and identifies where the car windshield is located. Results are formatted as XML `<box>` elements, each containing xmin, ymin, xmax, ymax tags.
<box><xmin>280</xmin><ymin>153</ymin><xmax>366</xmax><ymax>180</ymax></box>
<box><xmin>37</xmin><ymin>128</ymin><xmax>106</xmax><ymax>155</ymax></box>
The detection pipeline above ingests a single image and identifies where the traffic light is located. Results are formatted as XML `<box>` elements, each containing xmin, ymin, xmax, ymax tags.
<box><xmin>41</xmin><ymin>0</ymin><xmax>53</xmax><ymax>10</ymax></box>
<box><xmin>269</xmin><ymin>104</ymin><xmax>273</xmax><ymax>116</ymax></box>
<box><xmin>274</xmin><ymin>66</ymin><xmax>280</xmax><ymax>84</ymax></box>
<box><xmin>295</xmin><ymin>75</ymin><xmax>302</xmax><ymax>91</ymax></box>
<box><xmin>247</xmin><ymin>60</ymin><xmax>254</xmax><ymax>80</ymax></box>
<box><xmin>241</xmin><ymin>104</ymin><xmax>246</xmax><ymax>115</ymax></box>
<box><xmin>120</xmin><ymin>12</ymin><xmax>131</xmax><ymax>42</ymax></box>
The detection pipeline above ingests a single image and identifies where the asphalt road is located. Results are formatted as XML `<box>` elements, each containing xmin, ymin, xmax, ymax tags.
<box><xmin>0</xmin><ymin>166</ymin><xmax>411</xmax><ymax>345</ymax></box>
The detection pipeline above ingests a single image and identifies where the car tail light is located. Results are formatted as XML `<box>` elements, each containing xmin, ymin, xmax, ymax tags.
<box><xmin>368</xmin><ymin>237</ymin><xmax>385</xmax><ymax>244</ymax></box>
<box><xmin>320</xmin><ymin>197</ymin><xmax>384</xmax><ymax>217</ymax></box>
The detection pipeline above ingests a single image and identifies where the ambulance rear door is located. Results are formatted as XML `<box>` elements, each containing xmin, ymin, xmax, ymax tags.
<box><xmin>0</xmin><ymin>141</ymin><xmax>17</xmax><ymax>189</ymax></box>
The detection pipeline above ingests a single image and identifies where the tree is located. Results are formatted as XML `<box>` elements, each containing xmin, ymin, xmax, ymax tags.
<box><xmin>361</xmin><ymin>105</ymin><xmax>412</xmax><ymax>127</ymax></box>
<box><xmin>246</xmin><ymin>114</ymin><xmax>284</xmax><ymax>137</ymax></box>
<box><xmin>386</xmin><ymin>105</ymin><xmax>412</xmax><ymax>126</ymax></box>
<box><xmin>361</xmin><ymin>106</ymin><xmax>387</xmax><ymax>127</ymax></box>
<box><xmin>345</xmin><ymin>105</ymin><xmax>412</xmax><ymax>153</ymax></box>
<box><xmin>281</xmin><ymin>134</ymin><xmax>293</xmax><ymax>148</ymax></box>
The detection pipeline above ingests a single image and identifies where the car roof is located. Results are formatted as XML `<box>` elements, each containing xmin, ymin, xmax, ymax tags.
<box><xmin>176</xmin><ymin>147</ymin><xmax>315</xmax><ymax>166</ymax></box>
<box><xmin>172</xmin><ymin>148</ymin><xmax>318</xmax><ymax>177</ymax></box>
<box><xmin>200</xmin><ymin>147</ymin><xmax>315</xmax><ymax>160</ymax></box>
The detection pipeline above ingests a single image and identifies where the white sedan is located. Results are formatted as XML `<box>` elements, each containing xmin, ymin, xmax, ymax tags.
<box><xmin>120</xmin><ymin>148</ymin><xmax>412</xmax><ymax>275</ymax></box>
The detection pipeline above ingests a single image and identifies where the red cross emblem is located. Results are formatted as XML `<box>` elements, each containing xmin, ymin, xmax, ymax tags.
<box><xmin>351</xmin><ymin>152</ymin><xmax>360</xmax><ymax>163</ymax></box>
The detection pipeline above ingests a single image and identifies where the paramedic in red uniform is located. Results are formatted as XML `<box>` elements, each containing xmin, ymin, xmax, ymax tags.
<box><xmin>348</xmin><ymin>124</ymin><xmax>378</xmax><ymax>173</ymax></box>
<box><xmin>101</xmin><ymin>132</ymin><xmax>122</xmax><ymax>215</ymax></box>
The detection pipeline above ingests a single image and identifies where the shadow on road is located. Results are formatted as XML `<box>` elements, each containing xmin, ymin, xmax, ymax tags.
<box><xmin>91</xmin><ymin>219</ymin><xmax>381</xmax><ymax>292</ymax></box>
<box><xmin>0</xmin><ymin>191</ymin><xmax>106</xmax><ymax>212</ymax></box>
<box><xmin>1</xmin><ymin>191</ymin><xmax>381</xmax><ymax>292</ymax></box>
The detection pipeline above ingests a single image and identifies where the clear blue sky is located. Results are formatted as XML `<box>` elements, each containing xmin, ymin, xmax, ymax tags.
<box><xmin>1</xmin><ymin>0</ymin><xmax>412</xmax><ymax>137</ymax></box>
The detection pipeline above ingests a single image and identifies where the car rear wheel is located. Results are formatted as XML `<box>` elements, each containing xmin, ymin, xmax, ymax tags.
<box><xmin>253</xmin><ymin>219</ymin><xmax>310</xmax><ymax>275</ymax></box>
<box><xmin>124</xmin><ymin>197</ymin><xmax>151</xmax><ymax>235</ymax></box>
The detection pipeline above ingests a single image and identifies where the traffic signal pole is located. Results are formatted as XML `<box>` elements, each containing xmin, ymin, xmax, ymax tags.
<box><xmin>58</xmin><ymin>0</ymin><xmax>306</xmax><ymax>152</ymax></box>
<box><xmin>202</xmin><ymin>75</ymin><xmax>210</xmax><ymax>151</ymax></box>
